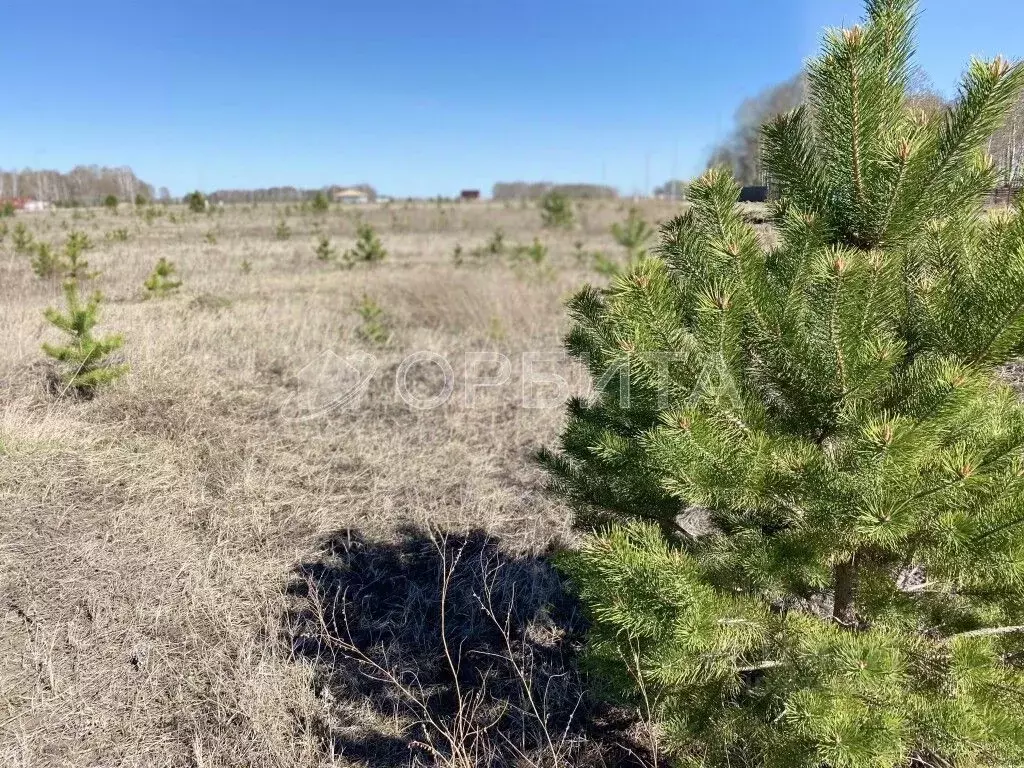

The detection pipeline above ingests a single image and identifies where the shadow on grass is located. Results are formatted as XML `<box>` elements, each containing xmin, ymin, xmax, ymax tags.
<box><xmin>283</xmin><ymin>526</ymin><xmax>653</xmax><ymax>767</ymax></box>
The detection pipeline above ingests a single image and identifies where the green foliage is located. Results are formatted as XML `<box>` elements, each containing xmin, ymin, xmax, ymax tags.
<box><xmin>275</xmin><ymin>220</ymin><xmax>292</xmax><ymax>240</ymax></box>
<box><xmin>0</xmin><ymin>202</ymin><xmax>15</xmax><ymax>218</ymax></box>
<box><xmin>240</xmin><ymin>259</ymin><xmax>252</xmax><ymax>275</ymax></box>
<box><xmin>511</xmin><ymin>237</ymin><xmax>548</xmax><ymax>265</ymax></box>
<box><xmin>12</xmin><ymin>223</ymin><xmax>33</xmax><ymax>254</ymax></box>
<box><xmin>544</xmin><ymin>3</ymin><xmax>1024</xmax><ymax>766</ymax></box>
<box><xmin>355</xmin><ymin>295</ymin><xmax>391</xmax><ymax>344</ymax></box>
<box><xmin>144</xmin><ymin>257</ymin><xmax>182</xmax><ymax>297</ymax></box>
<box><xmin>311</xmin><ymin>191</ymin><xmax>330</xmax><ymax>213</ymax></box>
<box><xmin>103</xmin><ymin>194</ymin><xmax>119</xmax><ymax>211</ymax></box>
<box><xmin>134</xmin><ymin>193</ymin><xmax>149</xmax><ymax>206</ymax></box>
<box><xmin>343</xmin><ymin>222</ymin><xmax>386</xmax><ymax>265</ymax></box>
<box><xmin>590</xmin><ymin>251</ymin><xmax>622</xmax><ymax>277</ymax></box>
<box><xmin>30</xmin><ymin>242</ymin><xmax>63</xmax><ymax>279</ymax></box>
<box><xmin>539</xmin><ymin>190</ymin><xmax>575</xmax><ymax>229</ymax></box>
<box><xmin>106</xmin><ymin>227</ymin><xmax>130</xmax><ymax>243</ymax></box>
<box><xmin>64</xmin><ymin>232</ymin><xmax>95</xmax><ymax>281</ymax></box>
<box><xmin>610</xmin><ymin>206</ymin><xmax>654</xmax><ymax>264</ymax></box>
<box><xmin>184</xmin><ymin>190</ymin><xmax>207</xmax><ymax>213</ymax></box>
<box><xmin>314</xmin><ymin>235</ymin><xmax>335</xmax><ymax>261</ymax></box>
<box><xmin>483</xmin><ymin>228</ymin><xmax>505</xmax><ymax>256</ymax></box>
<box><xmin>42</xmin><ymin>280</ymin><xmax>128</xmax><ymax>394</ymax></box>
<box><xmin>204</xmin><ymin>230</ymin><xmax>218</xmax><ymax>245</ymax></box>
<box><xmin>458</xmin><ymin>229</ymin><xmax>507</xmax><ymax>265</ymax></box>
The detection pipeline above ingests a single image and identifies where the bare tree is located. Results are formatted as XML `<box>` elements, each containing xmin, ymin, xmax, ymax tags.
<box><xmin>705</xmin><ymin>73</ymin><xmax>805</xmax><ymax>185</ymax></box>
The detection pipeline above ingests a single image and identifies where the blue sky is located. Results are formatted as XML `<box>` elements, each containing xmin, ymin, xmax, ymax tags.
<box><xmin>2</xmin><ymin>1</ymin><xmax>1022</xmax><ymax>198</ymax></box>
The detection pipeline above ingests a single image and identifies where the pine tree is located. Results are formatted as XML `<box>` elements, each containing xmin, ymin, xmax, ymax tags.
<box><xmin>185</xmin><ymin>190</ymin><xmax>207</xmax><ymax>213</ymax></box>
<box><xmin>311</xmin><ymin>191</ymin><xmax>330</xmax><ymax>213</ymax></box>
<box><xmin>541</xmin><ymin>2</ymin><xmax>1024</xmax><ymax>765</ymax></box>
<box><xmin>12</xmin><ymin>223</ymin><xmax>34</xmax><ymax>254</ymax></box>
<box><xmin>144</xmin><ymin>257</ymin><xmax>181</xmax><ymax>297</ymax></box>
<box><xmin>343</xmin><ymin>222</ymin><xmax>387</xmax><ymax>265</ymax></box>
<box><xmin>314</xmin><ymin>234</ymin><xmax>335</xmax><ymax>261</ymax></box>
<box><xmin>42</xmin><ymin>281</ymin><xmax>128</xmax><ymax>394</ymax></box>
<box><xmin>611</xmin><ymin>206</ymin><xmax>655</xmax><ymax>265</ymax></box>
<box><xmin>64</xmin><ymin>231</ymin><xmax>95</xmax><ymax>281</ymax></box>
<box><xmin>540</xmin><ymin>190</ymin><xmax>575</xmax><ymax>229</ymax></box>
<box><xmin>30</xmin><ymin>242</ymin><xmax>63</xmax><ymax>279</ymax></box>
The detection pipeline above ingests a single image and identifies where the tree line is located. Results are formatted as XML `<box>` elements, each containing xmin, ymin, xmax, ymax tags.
<box><xmin>491</xmin><ymin>182</ymin><xmax>618</xmax><ymax>201</ymax></box>
<box><xmin>207</xmin><ymin>184</ymin><xmax>377</xmax><ymax>204</ymax></box>
<box><xmin>0</xmin><ymin>166</ymin><xmax>158</xmax><ymax>205</ymax></box>
<box><xmin>706</xmin><ymin>67</ymin><xmax>1023</xmax><ymax>188</ymax></box>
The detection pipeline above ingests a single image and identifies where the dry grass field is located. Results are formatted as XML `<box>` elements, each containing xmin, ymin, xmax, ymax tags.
<box><xmin>0</xmin><ymin>198</ymin><xmax>703</xmax><ymax>767</ymax></box>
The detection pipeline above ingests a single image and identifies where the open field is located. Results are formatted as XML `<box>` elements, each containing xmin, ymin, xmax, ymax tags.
<box><xmin>1</xmin><ymin>198</ymin><xmax>706</xmax><ymax>767</ymax></box>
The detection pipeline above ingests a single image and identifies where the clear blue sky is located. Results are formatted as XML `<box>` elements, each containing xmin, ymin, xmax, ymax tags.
<box><xmin>2</xmin><ymin>1</ymin><xmax>1022</xmax><ymax>198</ymax></box>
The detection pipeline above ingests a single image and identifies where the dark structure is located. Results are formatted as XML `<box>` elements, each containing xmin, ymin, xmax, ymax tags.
<box><xmin>738</xmin><ymin>185</ymin><xmax>769</xmax><ymax>203</ymax></box>
<box><xmin>459</xmin><ymin>189</ymin><xmax>481</xmax><ymax>201</ymax></box>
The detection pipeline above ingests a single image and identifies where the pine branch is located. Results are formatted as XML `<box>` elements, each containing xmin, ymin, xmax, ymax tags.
<box><xmin>943</xmin><ymin>625</ymin><xmax>1024</xmax><ymax>642</ymax></box>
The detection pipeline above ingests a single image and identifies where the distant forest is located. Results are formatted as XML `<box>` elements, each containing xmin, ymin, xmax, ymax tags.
<box><xmin>207</xmin><ymin>184</ymin><xmax>377</xmax><ymax>204</ymax></box>
<box><xmin>0</xmin><ymin>166</ymin><xmax>158</xmax><ymax>204</ymax></box>
<box><xmin>491</xmin><ymin>182</ymin><xmax>618</xmax><ymax>200</ymax></box>
<box><xmin>706</xmin><ymin>68</ymin><xmax>1023</xmax><ymax>187</ymax></box>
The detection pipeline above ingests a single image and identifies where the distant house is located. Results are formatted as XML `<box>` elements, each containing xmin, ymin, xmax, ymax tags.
<box><xmin>460</xmin><ymin>189</ymin><xmax>481</xmax><ymax>201</ymax></box>
<box><xmin>333</xmin><ymin>188</ymin><xmax>369</xmax><ymax>205</ymax></box>
<box><xmin>1</xmin><ymin>197</ymin><xmax>50</xmax><ymax>212</ymax></box>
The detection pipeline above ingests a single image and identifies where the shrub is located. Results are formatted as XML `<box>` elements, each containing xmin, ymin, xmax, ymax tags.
<box><xmin>355</xmin><ymin>295</ymin><xmax>390</xmax><ymax>344</ymax></box>
<box><xmin>103</xmin><ymin>194</ymin><xmax>119</xmax><ymax>211</ymax></box>
<box><xmin>484</xmin><ymin>227</ymin><xmax>506</xmax><ymax>256</ymax></box>
<box><xmin>590</xmin><ymin>251</ymin><xmax>621</xmax><ymax>277</ymax></box>
<box><xmin>184</xmin><ymin>190</ymin><xmax>207</xmax><ymax>213</ymax></box>
<box><xmin>314</xmin><ymin>235</ymin><xmax>335</xmax><ymax>261</ymax></box>
<box><xmin>42</xmin><ymin>280</ymin><xmax>128</xmax><ymax>394</ymax></box>
<box><xmin>610</xmin><ymin>206</ymin><xmax>654</xmax><ymax>264</ymax></box>
<box><xmin>275</xmin><ymin>220</ymin><xmax>292</xmax><ymax>240</ymax></box>
<box><xmin>0</xmin><ymin>202</ymin><xmax>15</xmax><ymax>218</ymax></box>
<box><xmin>0</xmin><ymin>222</ymin><xmax>7</xmax><ymax>244</ymax></box>
<box><xmin>144</xmin><ymin>258</ymin><xmax>182</xmax><ymax>297</ymax></box>
<box><xmin>64</xmin><ymin>232</ymin><xmax>95</xmax><ymax>281</ymax></box>
<box><xmin>12</xmin><ymin>223</ymin><xmax>33</xmax><ymax>254</ymax></box>
<box><xmin>343</xmin><ymin>223</ymin><xmax>386</xmax><ymax>264</ymax></box>
<box><xmin>543</xmin><ymin>2</ymin><xmax>1024</xmax><ymax>766</ymax></box>
<box><xmin>30</xmin><ymin>242</ymin><xmax>63</xmax><ymax>279</ymax></box>
<box><xmin>106</xmin><ymin>227</ymin><xmax>130</xmax><ymax>243</ymax></box>
<box><xmin>134</xmin><ymin>193</ymin><xmax>149</xmax><ymax>206</ymax></box>
<box><xmin>512</xmin><ymin>237</ymin><xmax>547</xmax><ymax>265</ymax></box>
<box><xmin>539</xmin><ymin>190</ymin><xmax>574</xmax><ymax>229</ymax></box>
<box><xmin>311</xmin><ymin>191</ymin><xmax>330</xmax><ymax>213</ymax></box>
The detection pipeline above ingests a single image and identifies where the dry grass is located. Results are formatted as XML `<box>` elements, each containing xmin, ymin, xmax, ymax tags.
<box><xmin>0</xmin><ymin>199</ymin><xmax>688</xmax><ymax>767</ymax></box>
